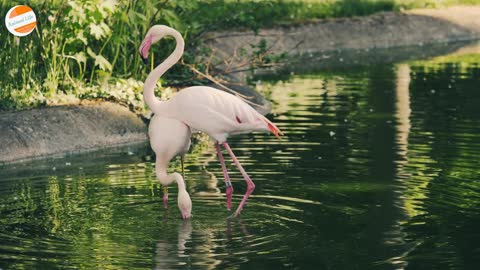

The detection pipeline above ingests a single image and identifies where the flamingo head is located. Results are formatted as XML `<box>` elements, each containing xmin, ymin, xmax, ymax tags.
<box><xmin>177</xmin><ymin>188</ymin><xmax>192</xmax><ymax>219</ymax></box>
<box><xmin>138</xmin><ymin>25</ymin><xmax>172</xmax><ymax>62</ymax></box>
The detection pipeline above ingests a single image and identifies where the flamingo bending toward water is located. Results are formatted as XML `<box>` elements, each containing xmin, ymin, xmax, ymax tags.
<box><xmin>139</xmin><ymin>25</ymin><xmax>283</xmax><ymax>217</ymax></box>
<box><xmin>148</xmin><ymin>102</ymin><xmax>192</xmax><ymax>219</ymax></box>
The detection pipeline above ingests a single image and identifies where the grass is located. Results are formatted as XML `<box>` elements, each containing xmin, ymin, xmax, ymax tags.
<box><xmin>1</xmin><ymin>0</ymin><xmax>480</xmax><ymax>111</ymax></box>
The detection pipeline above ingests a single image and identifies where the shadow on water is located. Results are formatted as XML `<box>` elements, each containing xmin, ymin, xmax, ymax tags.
<box><xmin>2</xmin><ymin>41</ymin><xmax>480</xmax><ymax>269</ymax></box>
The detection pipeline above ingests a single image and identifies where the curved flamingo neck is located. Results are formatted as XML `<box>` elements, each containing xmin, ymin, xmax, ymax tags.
<box><xmin>156</xmin><ymin>159</ymin><xmax>186</xmax><ymax>190</ymax></box>
<box><xmin>143</xmin><ymin>28</ymin><xmax>185</xmax><ymax>114</ymax></box>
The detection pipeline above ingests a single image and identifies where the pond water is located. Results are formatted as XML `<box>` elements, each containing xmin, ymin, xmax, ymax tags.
<box><xmin>1</xmin><ymin>43</ymin><xmax>480</xmax><ymax>270</ymax></box>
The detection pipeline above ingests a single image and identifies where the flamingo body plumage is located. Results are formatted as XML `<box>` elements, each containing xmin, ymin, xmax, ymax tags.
<box><xmin>152</xmin><ymin>86</ymin><xmax>280</xmax><ymax>143</ymax></box>
<box><xmin>149</xmin><ymin>116</ymin><xmax>191</xmax><ymax>162</ymax></box>
<box><xmin>148</xmin><ymin>115</ymin><xmax>192</xmax><ymax>219</ymax></box>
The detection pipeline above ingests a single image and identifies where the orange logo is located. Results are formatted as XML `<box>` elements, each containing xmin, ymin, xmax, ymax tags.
<box><xmin>5</xmin><ymin>5</ymin><xmax>37</xmax><ymax>36</ymax></box>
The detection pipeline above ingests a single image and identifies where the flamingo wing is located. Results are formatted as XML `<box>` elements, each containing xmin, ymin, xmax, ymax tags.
<box><xmin>168</xmin><ymin>86</ymin><xmax>282</xmax><ymax>141</ymax></box>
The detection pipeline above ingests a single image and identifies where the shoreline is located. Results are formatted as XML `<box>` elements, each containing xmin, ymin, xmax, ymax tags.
<box><xmin>0</xmin><ymin>101</ymin><xmax>146</xmax><ymax>164</ymax></box>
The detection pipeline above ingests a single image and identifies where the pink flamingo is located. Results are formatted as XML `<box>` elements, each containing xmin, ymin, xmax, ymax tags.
<box><xmin>149</xmin><ymin>115</ymin><xmax>192</xmax><ymax>219</ymax></box>
<box><xmin>139</xmin><ymin>25</ymin><xmax>283</xmax><ymax>217</ymax></box>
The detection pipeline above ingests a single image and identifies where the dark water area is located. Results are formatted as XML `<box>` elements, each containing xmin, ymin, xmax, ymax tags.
<box><xmin>1</xmin><ymin>44</ymin><xmax>480</xmax><ymax>269</ymax></box>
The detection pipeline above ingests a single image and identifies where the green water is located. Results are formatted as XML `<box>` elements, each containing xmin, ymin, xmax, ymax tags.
<box><xmin>2</xmin><ymin>46</ymin><xmax>480</xmax><ymax>270</ymax></box>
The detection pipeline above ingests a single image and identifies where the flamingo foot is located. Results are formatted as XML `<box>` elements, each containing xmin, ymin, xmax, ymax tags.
<box><xmin>226</xmin><ymin>184</ymin><xmax>233</xmax><ymax>211</ymax></box>
<box><xmin>163</xmin><ymin>187</ymin><xmax>168</xmax><ymax>209</ymax></box>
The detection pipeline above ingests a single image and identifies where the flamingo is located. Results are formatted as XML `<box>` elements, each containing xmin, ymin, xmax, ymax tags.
<box><xmin>142</xmin><ymin>28</ymin><xmax>193</xmax><ymax>219</ymax></box>
<box><xmin>148</xmin><ymin>99</ymin><xmax>192</xmax><ymax>220</ymax></box>
<box><xmin>139</xmin><ymin>25</ymin><xmax>283</xmax><ymax>217</ymax></box>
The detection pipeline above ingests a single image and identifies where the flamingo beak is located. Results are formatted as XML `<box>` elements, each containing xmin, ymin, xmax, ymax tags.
<box><xmin>139</xmin><ymin>35</ymin><xmax>152</xmax><ymax>64</ymax></box>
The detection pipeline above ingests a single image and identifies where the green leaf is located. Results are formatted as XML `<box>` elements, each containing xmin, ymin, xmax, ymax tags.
<box><xmin>94</xmin><ymin>54</ymin><xmax>112</xmax><ymax>71</ymax></box>
<box><xmin>89</xmin><ymin>23</ymin><xmax>105</xmax><ymax>40</ymax></box>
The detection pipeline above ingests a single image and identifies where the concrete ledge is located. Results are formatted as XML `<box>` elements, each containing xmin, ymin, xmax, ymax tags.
<box><xmin>0</xmin><ymin>102</ymin><xmax>147</xmax><ymax>164</ymax></box>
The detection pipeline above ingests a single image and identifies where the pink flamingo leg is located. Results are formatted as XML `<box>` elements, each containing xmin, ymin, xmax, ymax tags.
<box><xmin>163</xmin><ymin>186</ymin><xmax>168</xmax><ymax>209</ymax></box>
<box><xmin>223</xmin><ymin>142</ymin><xmax>255</xmax><ymax>217</ymax></box>
<box><xmin>215</xmin><ymin>142</ymin><xmax>233</xmax><ymax>211</ymax></box>
<box><xmin>181</xmin><ymin>155</ymin><xmax>185</xmax><ymax>180</ymax></box>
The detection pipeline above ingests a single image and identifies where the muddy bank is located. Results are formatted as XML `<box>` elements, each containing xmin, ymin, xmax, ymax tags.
<box><xmin>0</xmin><ymin>102</ymin><xmax>146</xmax><ymax>164</ymax></box>
<box><xmin>206</xmin><ymin>6</ymin><xmax>480</xmax><ymax>80</ymax></box>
